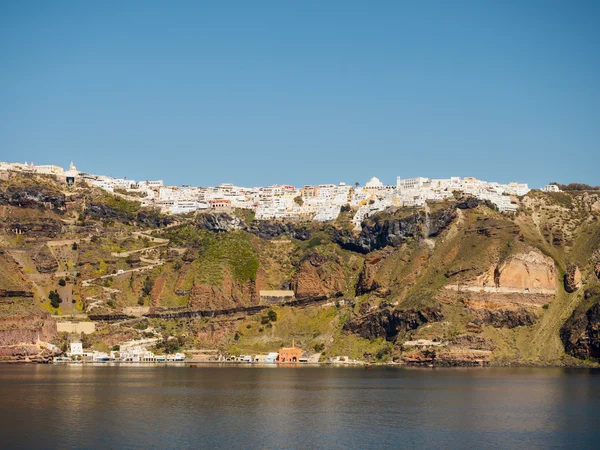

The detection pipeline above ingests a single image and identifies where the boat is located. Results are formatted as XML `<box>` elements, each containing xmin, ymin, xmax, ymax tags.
<box><xmin>93</xmin><ymin>357</ymin><xmax>110</xmax><ymax>362</ymax></box>
<box><xmin>93</xmin><ymin>352</ymin><xmax>111</xmax><ymax>362</ymax></box>
<box><xmin>53</xmin><ymin>356</ymin><xmax>72</xmax><ymax>363</ymax></box>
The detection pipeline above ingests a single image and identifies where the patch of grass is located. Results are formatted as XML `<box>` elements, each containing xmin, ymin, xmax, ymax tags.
<box><xmin>184</xmin><ymin>231</ymin><xmax>260</xmax><ymax>286</ymax></box>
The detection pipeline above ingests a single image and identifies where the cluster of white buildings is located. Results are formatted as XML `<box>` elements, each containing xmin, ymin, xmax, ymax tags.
<box><xmin>57</xmin><ymin>342</ymin><xmax>185</xmax><ymax>363</ymax></box>
<box><xmin>1</xmin><ymin>160</ymin><xmax>81</xmax><ymax>184</ymax></box>
<box><xmin>1</xmin><ymin>160</ymin><xmax>544</xmax><ymax>228</ymax></box>
<box><xmin>394</xmin><ymin>176</ymin><xmax>529</xmax><ymax>213</ymax></box>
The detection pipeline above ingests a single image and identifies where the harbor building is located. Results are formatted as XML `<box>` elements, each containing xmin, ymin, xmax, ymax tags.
<box><xmin>278</xmin><ymin>340</ymin><xmax>303</xmax><ymax>363</ymax></box>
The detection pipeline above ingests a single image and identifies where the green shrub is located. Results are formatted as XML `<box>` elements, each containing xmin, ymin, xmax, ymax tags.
<box><xmin>49</xmin><ymin>290</ymin><xmax>62</xmax><ymax>309</ymax></box>
<box><xmin>142</xmin><ymin>276</ymin><xmax>153</xmax><ymax>295</ymax></box>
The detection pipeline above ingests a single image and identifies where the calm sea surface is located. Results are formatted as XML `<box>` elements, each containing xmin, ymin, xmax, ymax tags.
<box><xmin>1</xmin><ymin>365</ymin><xmax>599</xmax><ymax>449</ymax></box>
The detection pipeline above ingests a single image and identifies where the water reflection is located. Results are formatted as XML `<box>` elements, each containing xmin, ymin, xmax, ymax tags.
<box><xmin>1</xmin><ymin>366</ymin><xmax>599</xmax><ymax>449</ymax></box>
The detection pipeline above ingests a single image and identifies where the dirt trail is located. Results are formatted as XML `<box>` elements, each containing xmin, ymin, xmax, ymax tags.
<box><xmin>81</xmin><ymin>230</ymin><xmax>171</xmax><ymax>311</ymax></box>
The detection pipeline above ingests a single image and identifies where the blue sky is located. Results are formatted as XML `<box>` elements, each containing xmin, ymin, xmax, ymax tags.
<box><xmin>1</xmin><ymin>1</ymin><xmax>598</xmax><ymax>188</ymax></box>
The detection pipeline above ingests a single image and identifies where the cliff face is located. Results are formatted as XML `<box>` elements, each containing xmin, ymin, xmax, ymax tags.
<box><xmin>0</xmin><ymin>302</ymin><xmax>56</xmax><ymax>346</ymax></box>
<box><xmin>291</xmin><ymin>252</ymin><xmax>346</xmax><ymax>300</ymax></box>
<box><xmin>0</xmin><ymin>182</ymin><xmax>66</xmax><ymax>210</ymax></box>
<box><xmin>1</xmin><ymin>174</ymin><xmax>600</xmax><ymax>366</ymax></box>
<box><xmin>564</xmin><ymin>264</ymin><xmax>582</xmax><ymax>293</ymax></box>
<box><xmin>31</xmin><ymin>245</ymin><xmax>59</xmax><ymax>273</ymax></box>
<box><xmin>332</xmin><ymin>207</ymin><xmax>456</xmax><ymax>253</ymax></box>
<box><xmin>355</xmin><ymin>251</ymin><xmax>386</xmax><ymax>295</ymax></box>
<box><xmin>561</xmin><ymin>288</ymin><xmax>600</xmax><ymax>361</ymax></box>
<box><xmin>343</xmin><ymin>307</ymin><xmax>444</xmax><ymax>341</ymax></box>
<box><xmin>451</xmin><ymin>249</ymin><xmax>558</xmax><ymax>307</ymax></box>
<box><xmin>196</xmin><ymin>212</ymin><xmax>313</xmax><ymax>241</ymax></box>
<box><xmin>473</xmin><ymin>308</ymin><xmax>538</xmax><ymax>329</ymax></box>
<box><xmin>494</xmin><ymin>251</ymin><xmax>556</xmax><ymax>292</ymax></box>
<box><xmin>188</xmin><ymin>268</ymin><xmax>261</xmax><ymax>311</ymax></box>
<box><xmin>0</xmin><ymin>252</ymin><xmax>57</xmax><ymax>361</ymax></box>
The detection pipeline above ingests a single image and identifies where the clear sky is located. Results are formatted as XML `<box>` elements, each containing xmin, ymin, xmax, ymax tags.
<box><xmin>1</xmin><ymin>1</ymin><xmax>598</xmax><ymax>188</ymax></box>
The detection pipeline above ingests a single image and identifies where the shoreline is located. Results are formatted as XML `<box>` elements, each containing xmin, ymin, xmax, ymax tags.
<box><xmin>1</xmin><ymin>359</ymin><xmax>598</xmax><ymax>369</ymax></box>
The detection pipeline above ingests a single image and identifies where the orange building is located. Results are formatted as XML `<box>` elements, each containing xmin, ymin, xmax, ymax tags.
<box><xmin>278</xmin><ymin>339</ymin><xmax>303</xmax><ymax>363</ymax></box>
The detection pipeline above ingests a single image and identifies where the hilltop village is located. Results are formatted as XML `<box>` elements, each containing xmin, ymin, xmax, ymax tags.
<box><xmin>0</xmin><ymin>160</ymin><xmax>598</xmax><ymax>368</ymax></box>
<box><xmin>1</xmin><ymin>160</ymin><xmax>559</xmax><ymax>227</ymax></box>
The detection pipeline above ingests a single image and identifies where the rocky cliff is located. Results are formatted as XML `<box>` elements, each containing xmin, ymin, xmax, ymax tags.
<box><xmin>561</xmin><ymin>288</ymin><xmax>600</xmax><ymax>361</ymax></box>
<box><xmin>1</xmin><ymin>174</ymin><xmax>600</xmax><ymax>366</ymax></box>
<box><xmin>343</xmin><ymin>306</ymin><xmax>444</xmax><ymax>341</ymax></box>
<box><xmin>332</xmin><ymin>207</ymin><xmax>456</xmax><ymax>253</ymax></box>
<box><xmin>291</xmin><ymin>251</ymin><xmax>346</xmax><ymax>300</ymax></box>
<box><xmin>0</xmin><ymin>252</ymin><xmax>57</xmax><ymax>361</ymax></box>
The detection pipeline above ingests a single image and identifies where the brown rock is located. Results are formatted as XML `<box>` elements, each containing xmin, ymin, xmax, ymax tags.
<box><xmin>564</xmin><ymin>264</ymin><xmax>582</xmax><ymax>293</ymax></box>
<box><xmin>0</xmin><ymin>308</ymin><xmax>57</xmax><ymax>345</ymax></box>
<box><xmin>189</xmin><ymin>267</ymin><xmax>259</xmax><ymax>310</ymax></box>
<box><xmin>31</xmin><ymin>245</ymin><xmax>59</xmax><ymax>274</ymax></box>
<box><xmin>343</xmin><ymin>306</ymin><xmax>443</xmax><ymax>341</ymax></box>
<box><xmin>592</xmin><ymin>250</ymin><xmax>600</xmax><ymax>281</ymax></box>
<box><xmin>472</xmin><ymin>307</ymin><xmax>538</xmax><ymax>329</ymax></box>
<box><xmin>474</xmin><ymin>250</ymin><xmax>556</xmax><ymax>292</ymax></box>
<box><xmin>291</xmin><ymin>252</ymin><xmax>345</xmax><ymax>300</ymax></box>
<box><xmin>355</xmin><ymin>252</ymin><xmax>383</xmax><ymax>295</ymax></box>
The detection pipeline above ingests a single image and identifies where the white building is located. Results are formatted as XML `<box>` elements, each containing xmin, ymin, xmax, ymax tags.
<box><xmin>542</xmin><ymin>184</ymin><xmax>561</xmax><ymax>193</ymax></box>
<box><xmin>397</xmin><ymin>177</ymin><xmax>430</xmax><ymax>192</ymax></box>
<box><xmin>69</xmin><ymin>342</ymin><xmax>83</xmax><ymax>356</ymax></box>
<box><xmin>314</xmin><ymin>204</ymin><xmax>341</xmax><ymax>222</ymax></box>
<box><xmin>35</xmin><ymin>165</ymin><xmax>64</xmax><ymax>176</ymax></box>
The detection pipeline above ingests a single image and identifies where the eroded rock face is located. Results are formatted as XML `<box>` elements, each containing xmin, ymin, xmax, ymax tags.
<box><xmin>474</xmin><ymin>250</ymin><xmax>556</xmax><ymax>293</ymax></box>
<box><xmin>31</xmin><ymin>245</ymin><xmax>58</xmax><ymax>273</ymax></box>
<box><xmin>0</xmin><ymin>299</ymin><xmax>57</xmax><ymax>346</ymax></box>
<box><xmin>291</xmin><ymin>252</ymin><xmax>345</xmax><ymax>300</ymax></box>
<box><xmin>448</xmin><ymin>334</ymin><xmax>495</xmax><ymax>351</ymax></box>
<box><xmin>248</xmin><ymin>221</ymin><xmax>312</xmax><ymax>241</ymax></box>
<box><xmin>343</xmin><ymin>307</ymin><xmax>443</xmax><ymax>341</ymax></box>
<box><xmin>194</xmin><ymin>213</ymin><xmax>314</xmax><ymax>240</ymax></box>
<box><xmin>333</xmin><ymin>207</ymin><xmax>456</xmax><ymax>254</ymax></box>
<box><xmin>355</xmin><ymin>252</ymin><xmax>384</xmax><ymax>295</ymax></box>
<box><xmin>85</xmin><ymin>203</ymin><xmax>173</xmax><ymax>228</ymax></box>
<box><xmin>0</xmin><ymin>185</ymin><xmax>66</xmax><ymax>210</ymax></box>
<box><xmin>0</xmin><ymin>344</ymin><xmax>59</xmax><ymax>363</ymax></box>
<box><xmin>455</xmin><ymin>197</ymin><xmax>480</xmax><ymax>210</ymax></box>
<box><xmin>136</xmin><ymin>209</ymin><xmax>174</xmax><ymax>228</ymax></box>
<box><xmin>196</xmin><ymin>213</ymin><xmax>245</xmax><ymax>233</ymax></box>
<box><xmin>85</xmin><ymin>202</ymin><xmax>135</xmax><ymax>224</ymax></box>
<box><xmin>3</xmin><ymin>219</ymin><xmax>63</xmax><ymax>239</ymax></box>
<box><xmin>188</xmin><ymin>268</ymin><xmax>260</xmax><ymax>311</ymax></box>
<box><xmin>473</xmin><ymin>308</ymin><xmax>538</xmax><ymax>328</ymax></box>
<box><xmin>561</xmin><ymin>288</ymin><xmax>600</xmax><ymax>361</ymax></box>
<box><xmin>564</xmin><ymin>264</ymin><xmax>582</xmax><ymax>293</ymax></box>
<box><xmin>591</xmin><ymin>250</ymin><xmax>600</xmax><ymax>281</ymax></box>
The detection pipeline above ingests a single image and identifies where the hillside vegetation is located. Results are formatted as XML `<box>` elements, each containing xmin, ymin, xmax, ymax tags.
<box><xmin>1</xmin><ymin>172</ymin><xmax>599</xmax><ymax>365</ymax></box>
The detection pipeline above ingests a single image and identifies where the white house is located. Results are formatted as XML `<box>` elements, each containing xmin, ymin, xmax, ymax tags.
<box><xmin>69</xmin><ymin>342</ymin><xmax>83</xmax><ymax>356</ymax></box>
<box><xmin>542</xmin><ymin>184</ymin><xmax>561</xmax><ymax>193</ymax></box>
